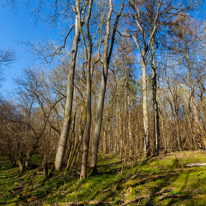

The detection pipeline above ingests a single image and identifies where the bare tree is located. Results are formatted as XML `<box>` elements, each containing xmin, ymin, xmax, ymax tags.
<box><xmin>54</xmin><ymin>1</ymin><xmax>87</xmax><ymax>172</ymax></box>
<box><xmin>90</xmin><ymin>0</ymin><xmax>125</xmax><ymax>174</ymax></box>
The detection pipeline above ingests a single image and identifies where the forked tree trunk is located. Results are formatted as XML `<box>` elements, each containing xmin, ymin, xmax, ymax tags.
<box><xmin>90</xmin><ymin>0</ymin><xmax>124</xmax><ymax>172</ymax></box>
<box><xmin>55</xmin><ymin>13</ymin><xmax>80</xmax><ymax>172</ymax></box>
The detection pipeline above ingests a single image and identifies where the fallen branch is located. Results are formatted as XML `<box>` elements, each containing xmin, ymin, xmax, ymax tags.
<box><xmin>185</xmin><ymin>163</ymin><xmax>206</xmax><ymax>167</ymax></box>
<box><xmin>138</xmin><ymin>174</ymin><xmax>176</xmax><ymax>184</ymax></box>
<box><xmin>172</xmin><ymin>168</ymin><xmax>195</xmax><ymax>171</ymax></box>
<box><xmin>121</xmin><ymin>195</ymin><xmax>148</xmax><ymax>205</ymax></box>
<box><xmin>159</xmin><ymin>194</ymin><xmax>194</xmax><ymax>201</ymax></box>
<box><xmin>63</xmin><ymin>200</ymin><xmax>114</xmax><ymax>205</ymax></box>
<box><xmin>101</xmin><ymin>188</ymin><xmax>112</xmax><ymax>192</ymax></box>
<box><xmin>153</xmin><ymin>188</ymin><xmax>174</xmax><ymax>196</ymax></box>
<box><xmin>127</xmin><ymin>173</ymin><xmax>176</xmax><ymax>187</ymax></box>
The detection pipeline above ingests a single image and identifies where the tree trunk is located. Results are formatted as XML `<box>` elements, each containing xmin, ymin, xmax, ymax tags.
<box><xmin>55</xmin><ymin>14</ymin><xmax>80</xmax><ymax>172</ymax></box>
<box><xmin>18</xmin><ymin>152</ymin><xmax>25</xmax><ymax>174</ymax></box>
<box><xmin>80</xmin><ymin>0</ymin><xmax>93</xmax><ymax>179</ymax></box>
<box><xmin>185</xmin><ymin>46</ymin><xmax>199</xmax><ymax>125</ymax></box>
<box><xmin>151</xmin><ymin>37</ymin><xmax>160</xmax><ymax>155</ymax></box>
<box><xmin>42</xmin><ymin>156</ymin><xmax>48</xmax><ymax>180</ymax></box>
<box><xmin>141</xmin><ymin>55</ymin><xmax>150</xmax><ymax>157</ymax></box>
<box><xmin>128</xmin><ymin>95</ymin><xmax>132</xmax><ymax>157</ymax></box>
<box><xmin>90</xmin><ymin>65</ymin><xmax>109</xmax><ymax>172</ymax></box>
<box><xmin>90</xmin><ymin>0</ymin><xmax>113</xmax><ymax>173</ymax></box>
<box><xmin>125</xmin><ymin>65</ymin><xmax>132</xmax><ymax>157</ymax></box>
<box><xmin>66</xmin><ymin>110</ymin><xmax>85</xmax><ymax>173</ymax></box>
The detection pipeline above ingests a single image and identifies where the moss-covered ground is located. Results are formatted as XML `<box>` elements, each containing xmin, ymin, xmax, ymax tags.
<box><xmin>1</xmin><ymin>151</ymin><xmax>206</xmax><ymax>205</ymax></box>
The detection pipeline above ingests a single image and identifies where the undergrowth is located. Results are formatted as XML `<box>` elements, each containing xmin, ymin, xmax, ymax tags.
<box><xmin>0</xmin><ymin>151</ymin><xmax>206</xmax><ymax>205</ymax></box>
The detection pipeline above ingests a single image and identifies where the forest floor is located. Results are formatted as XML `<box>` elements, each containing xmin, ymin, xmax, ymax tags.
<box><xmin>1</xmin><ymin>151</ymin><xmax>206</xmax><ymax>205</ymax></box>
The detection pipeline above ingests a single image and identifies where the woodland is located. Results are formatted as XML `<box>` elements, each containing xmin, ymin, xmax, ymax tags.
<box><xmin>1</xmin><ymin>0</ymin><xmax>206</xmax><ymax>205</ymax></box>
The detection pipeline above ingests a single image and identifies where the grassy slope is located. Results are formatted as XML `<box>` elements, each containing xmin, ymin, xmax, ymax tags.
<box><xmin>0</xmin><ymin>151</ymin><xmax>206</xmax><ymax>205</ymax></box>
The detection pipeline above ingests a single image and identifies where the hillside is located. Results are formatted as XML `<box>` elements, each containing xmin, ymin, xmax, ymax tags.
<box><xmin>1</xmin><ymin>151</ymin><xmax>206</xmax><ymax>205</ymax></box>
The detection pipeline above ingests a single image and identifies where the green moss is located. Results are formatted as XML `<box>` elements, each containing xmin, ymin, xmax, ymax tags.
<box><xmin>83</xmin><ymin>105</ymin><xmax>87</xmax><ymax>124</ymax></box>
<box><xmin>66</xmin><ymin>111</ymin><xmax>71</xmax><ymax>120</ymax></box>
<box><xmin>2</xmin><ymin>151</ymin><xmax>206</xmax><ymax>205</ymax></box>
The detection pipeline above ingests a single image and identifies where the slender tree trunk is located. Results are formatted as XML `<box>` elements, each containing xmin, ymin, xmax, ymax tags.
<box><xmin>90</xmin><ymin>0</ymin><xmax>113</xmax><ymax>172</ymax></box>
<box><xmin>42</xmin><ymin>156</ymin><xmax>48</xmax><ymax>180</ymax></box>
<box><xmin>128</xmin><ymin>95</ymin><xmax>132</xmax><ymax>156</ymax></box>
<box><xmin>17</xmin><ymin>146</ymin><xmax>25</xmax><ymax>174</ymax></box>
<box><xmin>185</xmin><ymin>44</ymin><xmax>199</xmax><ymax>128</ymax></box>
<box><xmin>66</xmin><ymin>113</ymin><xmax>76</xmax><ymax>170</ymax></box>
<box><xmin>124</xmin><ymin>66</ymin><xmax>132</xmax><ymax>157</ymax></box>
<box><xmin>80</xmin><ymin>39</ymin><xmax>92</xmax><ymax>178</ymax></box>
<box><xmin>151</xmin><ymin>38</ymin><xmax>160</xmax><ymax>155</ymax></box>
<box><xmin>90</xmin><ymin>66</ymin><xmax>109</xmax><ymax>171</ymax></box>
<box><xmin>55</xmin><ymin>14</ymin><xmax>80</xmax><ymax>172</ymax></box>
<box><xmin>141</xmin><ymin>55</ymin><xmax>150</xmax><ymax>157</ymax></box>
<box><xmin>66</xmin><ymin>109</ymin><xmax>85</xmax><ymax>173</ymax></box>
<box><xmin>108</xmin><ymin>117</ymin><xmax>111</xmax><ymax>153</ymax></box>
<box><xmin>174</xmin><ymin>96</ymin><xmax>182</xmax><ymax>151</ymax></box>
<box><xmin>114</xmin><ymin>73</ymin><xmax>121</xmax><ymax>155</ymax></box>
<box><xmin>80</xmin><ymin>0</ymin><xmax>93</xmax><ymax>179</ymax></box>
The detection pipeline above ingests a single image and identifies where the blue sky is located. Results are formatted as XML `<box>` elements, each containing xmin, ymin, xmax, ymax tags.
<box><xmin>0</xmin><ymin>2</ymin><xmax>61</xmax><ymax>95</ymax></box>
<box><xmin>1</xmin><ymin>0</ymin><xmax>205</xmax><ymax>98</ymax></box>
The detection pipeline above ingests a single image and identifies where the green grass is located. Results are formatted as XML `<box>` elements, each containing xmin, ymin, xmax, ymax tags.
<box><xmin>1</xmin><ymin>151</ymin><xmax>206</xmax><ymax>205</ymax></box>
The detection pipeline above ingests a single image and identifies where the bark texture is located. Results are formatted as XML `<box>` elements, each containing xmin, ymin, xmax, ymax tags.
<box><xmin>80</xmin><ymin>0</ymin><xmax>93</xmax><ymax>179</ymax></box>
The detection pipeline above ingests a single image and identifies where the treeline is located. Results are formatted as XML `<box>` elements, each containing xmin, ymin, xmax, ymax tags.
<box><xmin>0</xmin><ymin>0</ymin><xmax>206</xmax><ymax>179</ymax></box>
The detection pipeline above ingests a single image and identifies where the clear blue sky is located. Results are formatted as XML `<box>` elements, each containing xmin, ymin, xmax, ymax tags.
<box><xmin>0</xmin><ymin>2</ymin><xmax>61</xmax><ymax>96</ymax></box>
<box><xmin>1</xmin><ymin>0</ymin><xmax>205</xmax><ymax>98</ymax></box>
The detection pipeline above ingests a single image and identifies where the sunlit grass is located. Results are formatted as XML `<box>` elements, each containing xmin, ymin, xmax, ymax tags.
<box><xmin>0</xmin><ymin>151</ymin><xmax>206</xmax><ymax>205</ymax></box>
